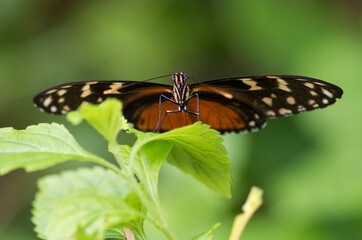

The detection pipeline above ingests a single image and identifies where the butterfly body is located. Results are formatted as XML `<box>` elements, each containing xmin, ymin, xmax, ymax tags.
<box><xmin>33</xmin><ymin>73</ymin><xmax>343</xmax><ymax>133</ymax></box>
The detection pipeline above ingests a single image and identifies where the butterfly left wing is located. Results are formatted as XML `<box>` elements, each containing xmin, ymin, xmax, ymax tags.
<box><xmin>33</xmin><ymin>81</ymin><xmax>173</xmax><ymax>130</ymax></box>
<box><xmin>190</xmin><ymin>75</ymin><xmax>343</xmax><ymax>133</ymax></box>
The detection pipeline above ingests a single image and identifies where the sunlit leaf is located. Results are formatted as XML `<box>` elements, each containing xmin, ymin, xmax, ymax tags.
<box><xmin>0</xmin><ymin>123</ymin><xmax>102</xmax><ymax>175</ymax></box>
<box><xmin>161</xmin><ymin>123</ymin><xmax>231</xmax><ymax>197</ymax></box>
<box><xmin>128</xmin><ymin>123</ymin><xmax>232</xmax><ymax>198</ymax></box>
<box><xmin>67</xmin><ymin>98</ymin><xmax>129</xmax><ymax>141</ymax></box>
<box><xmin>117</xmin><ymin>136</ymin><xmax>174</xmax><ymax>201</ymax></box>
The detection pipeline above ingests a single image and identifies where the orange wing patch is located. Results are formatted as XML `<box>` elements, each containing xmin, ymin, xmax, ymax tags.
<box><xmin>195</xmin><ymin>99</ymin><xmax>246</xmax><ymax>131</ymax></box>
<box><xmin>135</xmin><ymin>99</ymin><xmax>188</xmax><ymax>132</ymax></box>
<box><xmin>135</xmin><ymin>98</ymin><xmax>246</xmax><ymax>132</ymax></box>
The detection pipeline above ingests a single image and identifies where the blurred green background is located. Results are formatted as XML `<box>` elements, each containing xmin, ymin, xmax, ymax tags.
<box><xmin>0</xmin><ymin>0</ymin><xmax>361</xmax><ymax>239</ymax></box>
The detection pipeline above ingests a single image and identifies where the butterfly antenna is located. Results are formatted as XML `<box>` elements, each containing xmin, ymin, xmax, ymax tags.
<box><xmin>142</xmin><ymin>74</ymin><xmax>174</xmax><ymax>82</ymax></box>
<box><xmin>111</xmin><ymin>73</ymin><xmax>173</xmax><ymax>94</ymax></box>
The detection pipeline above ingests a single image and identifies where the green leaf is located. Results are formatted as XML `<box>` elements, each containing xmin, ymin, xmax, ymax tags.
<box><xmin>122</xmin><ymin>191</ymin><xmax>147</xmax><ymax>239</ymax></box>
<box><xmin>160</xmin><ymin>123</ymin><xmax>231</xmax><ymax>197</ymax></box>
<box><xmin>117</xmin><ymin>145</ymin><xmax>133</xmax><ymax>163</ymax></box>
<box><xmin>67</xmin><ymin>98</ymin><xmax>129</xmax><ymax>141</ymax></box>
<box><xmin>124</xmin><ymin>123</ymin><xmax>231</xmax><ymax>198</ymax></box>
<box><xmin>32</xmin><ymin>167</ymin><xmax>145</xmax><ymax>240</ymax></box>
<box><xmin>104</xmin><ymin>229</ymin><xmax>124</xmax><ymax>239</ymax></box>
<box><xmin>117</xmin><ymin>140</ymin><xmax>174</xmax><ymax>204</ymax></box>
<box><xmin>0</xmin><ymin>123</ymin><xmax>103</xmax><ymax>175</ymax></box>
<box><xmin>138</xmin><ymin>140</ymin><xmax>174</xmax><ymax>196</ymax></box>
<box><xmin>191</xmin><ymin>223</ymin><xmax>221</xmax><ymax>240</ymax></box>
<box><xmin>66</xmin><ymin>111</ymin><xmax>84</xmax><ymax>125</ymax></box>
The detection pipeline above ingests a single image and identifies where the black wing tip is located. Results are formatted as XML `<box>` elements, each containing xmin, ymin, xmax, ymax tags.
<box><xmin>334</xmin><ymin>85</ymin><xmax>344</xmax><ymax>99</ymax></box>
<box><xmin>271</xmin><ymin>75</ymin><xmax>344</xmax><ymax>98</ymax></box>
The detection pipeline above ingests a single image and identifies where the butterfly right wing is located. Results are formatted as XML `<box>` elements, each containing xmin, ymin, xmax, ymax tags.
<box><xmin>190</xmin><ymin>75</ymin><xmax>343</xmax><ymax>132</ymax></box>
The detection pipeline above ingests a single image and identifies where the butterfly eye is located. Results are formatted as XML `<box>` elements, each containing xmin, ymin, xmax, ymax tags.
<box><xmin>180</xmin><ymin>72</ymin><xmax>187</xmax><ymax>79</ymax></box>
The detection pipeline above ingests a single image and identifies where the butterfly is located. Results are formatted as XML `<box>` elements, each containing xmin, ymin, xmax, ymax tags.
<box><xmin>33</xmin><ymin>72</ymin><xmax>343</xmax><ymax>133</ymax></box>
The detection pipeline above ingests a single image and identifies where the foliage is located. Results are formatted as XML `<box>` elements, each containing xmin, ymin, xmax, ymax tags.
<box><xmin>0</xmin><ymin>99</ymin><xmax>259</xmax><ymax>239</ymax></box>
<box><xmin>1</xmin><ymin>0</ymin><xmax>360</xmax><ymax>239</ymax></box>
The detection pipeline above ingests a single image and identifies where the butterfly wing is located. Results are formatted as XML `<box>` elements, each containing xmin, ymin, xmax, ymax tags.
<box><xmin>190</xmin><ymin>75</ymin><xmax>343</xmax><ymax>133</ymax></box>
<box><xmin>34</xmin><ymin>75</ymin><xmax>343</xmax><ymax>133</ymax></box>
<box><xmin>33</xmin><ymin>81</ymin><xmax>173</xmax><ymax>130</ymax></box>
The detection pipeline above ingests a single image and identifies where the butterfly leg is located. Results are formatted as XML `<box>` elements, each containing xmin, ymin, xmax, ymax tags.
<box><xmin>184</xmin><ymin>93</ymin><xmax>200</xmax><ymax>121</ymax></box>
<box><xmin>154</xmin><ymin>94</ymin><xmax>179</xmax><ymax>132</ymax></box>
<box><xmin>156</xmin><ymin>108</ymin><xmax>183</xmax><ymax>132</ymax></box>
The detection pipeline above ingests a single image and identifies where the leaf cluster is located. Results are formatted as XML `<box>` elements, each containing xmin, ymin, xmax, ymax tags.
<box><xmin>0</xmin><ymin>99</ymin><xmax>232</xmax><ymax>240</ymax></box>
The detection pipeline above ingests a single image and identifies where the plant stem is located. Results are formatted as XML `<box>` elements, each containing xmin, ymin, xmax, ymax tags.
<box><xmin>109</xmin><ymin>141</ymin><xmax>177</xmax><ymax>240</ymax></box>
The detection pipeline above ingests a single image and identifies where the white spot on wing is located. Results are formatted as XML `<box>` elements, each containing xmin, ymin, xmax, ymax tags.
<box><xmin>242</xmin><ymin>79</ymin><xmax>262</xmax><ymax>90</ymax></box>
<box><xmin>250</xmin><ymin>127</ymin><xmax>260</xmax><ymax>132</ymax></box>
<box><xmin>286</xmin><ymin>96</ymin><xmax>296</xmax><ymax>105</ymax></box>
<box><xmin>314</xmin><ymin>82</ymin><xmax>326</xmax><ymax>86</ymax></box>
<box><xmin>88</xmin><ymin>81</ymin><xmax>99</xmax><ymax>85</ymax></box>
<box><xmin>82</xmin><ymin>84</ymin><xmax>90</xmax><ymax>91</ymax></box>
<box><xmin>46</xmin><ymin>89</ymin><xmax>57</xmax><ymax>94</ymax></box>
<box><xmin>279</xmin><ymin>85</ymin><xmax>291</xmax><ymax>92</ymax></box>
<box><xmin>304</xmin><ymin>82</ymin><xmax>314</xmax><ymax>89</ymax></box>
<box><xmin>50</xmin><ymin>106</ymin><xmax>57</xmax><ymax>112</ymax></box>
<box><xmin>277</xmin><ymin>78</ymin><xmax>291</xmax><ymax>92</ymax></box>
<box><xmin>262</xmin><ymin>97</ymin><xmax>273</xmax><ymax>106</ymax></box>
<box><xmin>322</xmin><ymin>88</ymin><xmax>334</xmax><ymax>98</ymax></box>
<box><xmin>57</xmin><ymin>89</ymin><xmax>67</xmax><ymax>96</ymax></box>
<box><xmin>266</xmin><ymin>110</ymin><xmax>276</xmax><ymax>117</ymax></box>
<box><xmin>298</xmin><ymin>105</ymin><xmax>306</xmax><ymax>111</ymax></box>
<box><xmin>81</xmin><ymin>90</ymin><xmax>92</xmax><ymax>98</ymax></box>
<box><xmin>103</xmin><ymin>83</ymin><xmax>123</xmax><ymax>94</ymax></box>
<box><xmin>310</xmin><ymin>90</ymin><xmax>318</xmax><ymax>96</ymax></box>
<box><xmin>43</xmin><ymin>96</ymin><xmax>52</xmax><ymax>107</ymax></box>
<box><xmin>279</xmin><ymin>108</ymin><xmax>292</xmax><ymax>115</ymax></box>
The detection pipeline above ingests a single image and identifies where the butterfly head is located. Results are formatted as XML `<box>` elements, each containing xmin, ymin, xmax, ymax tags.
<box><xmin>172</xmin><ymin>72</ymin><xmax>191</xmax><ymax>105</ymax></box>
<box><xmin>172</xmin><ymin>72</ymin><xmax>188</xmax><ymax>86</ymax></box>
